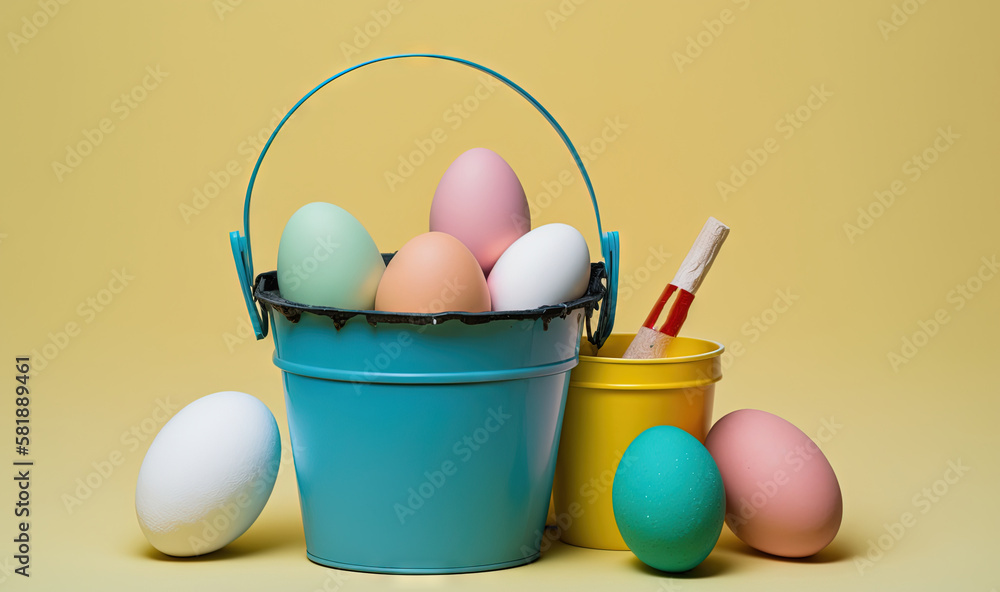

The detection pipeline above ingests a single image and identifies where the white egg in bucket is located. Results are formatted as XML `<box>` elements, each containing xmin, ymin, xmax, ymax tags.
<box><xmin>135</xmin><ymin>391</ymin><xmax>281</xmax><ymax>557</ymax></box>
<box><xmin>488</xmin><ymin>223</ymin><xmax>591</xmax><ymax>311</ymax></box>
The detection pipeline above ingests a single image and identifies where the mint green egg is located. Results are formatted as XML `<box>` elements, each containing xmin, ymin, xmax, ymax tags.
<box><xmin>612</xmin><ymin>426</ymin><xmax>725</xmax><ymax>573</ymax></box>
<box><xmin>276</xmin><ymin>202</ymin><xmax>385</xmax><ymax>309</ymax></box>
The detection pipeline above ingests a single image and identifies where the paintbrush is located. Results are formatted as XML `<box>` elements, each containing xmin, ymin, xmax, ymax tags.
<box><xmin>622</xmin><ymin>217</ymin><xmax>730</xmax><ymax>359</ymax></box>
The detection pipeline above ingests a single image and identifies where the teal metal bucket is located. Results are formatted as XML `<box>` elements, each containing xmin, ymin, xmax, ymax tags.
<box><xmin>229</xmin><ymin>54</ymin><xmax>620</xmax><ymax>574</ymax></box>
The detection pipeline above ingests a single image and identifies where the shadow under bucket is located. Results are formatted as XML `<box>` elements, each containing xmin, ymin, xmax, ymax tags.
<box><xmin>552</xmin><ymin>334</ymin><xmax>724</xmax><ymax>551</ymax></box>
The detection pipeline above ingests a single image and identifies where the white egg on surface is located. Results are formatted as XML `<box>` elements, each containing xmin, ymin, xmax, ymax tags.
<box><xmin>135</xmin><ymin>391</ymin><xmax>281</xmax><ymax>557</ymax></box>
<box><xmin>487</xmin><ymin>223</ymin><xmax>591</xmax><ymax>311</ymax></box>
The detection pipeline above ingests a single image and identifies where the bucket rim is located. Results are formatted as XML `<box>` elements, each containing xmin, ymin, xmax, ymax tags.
<box><xmin>254</xmin><ymin>260</ymin><xmax>607</xmax><ymax>330</ymax></box>
<box><xmin>579</xmin><ymin>334</ymin><xmax>725</xmax><ymax>365</ymax></box>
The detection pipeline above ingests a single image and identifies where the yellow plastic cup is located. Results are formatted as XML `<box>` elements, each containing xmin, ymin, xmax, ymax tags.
<box><xmin>551</xmin><ymin>333</ymin><xmax>724</xmax><ymax>550</ymax></box>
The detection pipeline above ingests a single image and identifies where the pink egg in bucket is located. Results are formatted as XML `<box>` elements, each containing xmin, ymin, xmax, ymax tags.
<box><xmin>430</xmin><ymin>147</ymin><xmax>531</xmax><ymax>276</ymax></box>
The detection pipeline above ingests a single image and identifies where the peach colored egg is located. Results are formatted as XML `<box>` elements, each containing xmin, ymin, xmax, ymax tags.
<box><xmin>704</xmin><ymin>409</ymin><xmax>842</xmax><ymax>558</ymax></box>
<box><xmin>375</xmin><ymin>232</ymin><xmax>491</xmax><ymax>314</ymax></box>
<box><xmin>430</xmin><ymin>148</ymin><xmax>530</xmax><ymax>275</ymax></box>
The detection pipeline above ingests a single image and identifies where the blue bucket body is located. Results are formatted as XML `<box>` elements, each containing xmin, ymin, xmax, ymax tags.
<box><xmin>269</xmin><ymin>308</ymin><xmax>584</xmax><ymax>573</ymax></box>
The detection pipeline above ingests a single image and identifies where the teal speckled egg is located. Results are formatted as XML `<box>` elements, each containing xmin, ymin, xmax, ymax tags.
<box><xmin>612</xmin><ymin>426</ymin><xmax>725</xmax><ymax>572</ymax></box>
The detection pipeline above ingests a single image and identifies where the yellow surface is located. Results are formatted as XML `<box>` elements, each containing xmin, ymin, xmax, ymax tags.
<box><xmin>555</xmin><ymin>335</ymin><xmax>722</xmax><ymax>550</ymax></box>
<box><xmin>1</xmin><ymin>0</ymin><xmax>998</xmax><ymax>589</ymax></box>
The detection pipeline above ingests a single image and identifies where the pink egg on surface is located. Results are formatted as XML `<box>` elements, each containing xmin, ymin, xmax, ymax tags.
<box><xmin>430</xmin><ymin>148</ymin><xmax>530</xmax><ymax>275</ymax></box>
<box><xmin>705</xmin><ymin>409</ymin><xmax>842</xmax><ymax>558</ymax></box>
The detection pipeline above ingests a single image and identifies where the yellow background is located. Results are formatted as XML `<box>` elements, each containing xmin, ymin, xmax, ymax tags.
<box><xmin>2</xmin><ymin>0</ymin><xmax>998</xmax><ymax>589</ymax></box>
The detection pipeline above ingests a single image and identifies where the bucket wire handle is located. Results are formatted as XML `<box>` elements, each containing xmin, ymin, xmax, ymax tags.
<box><xmin>230</xmin><ymin>53</ymin><xmax>619</xmax><ymax>346</ymax></box>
